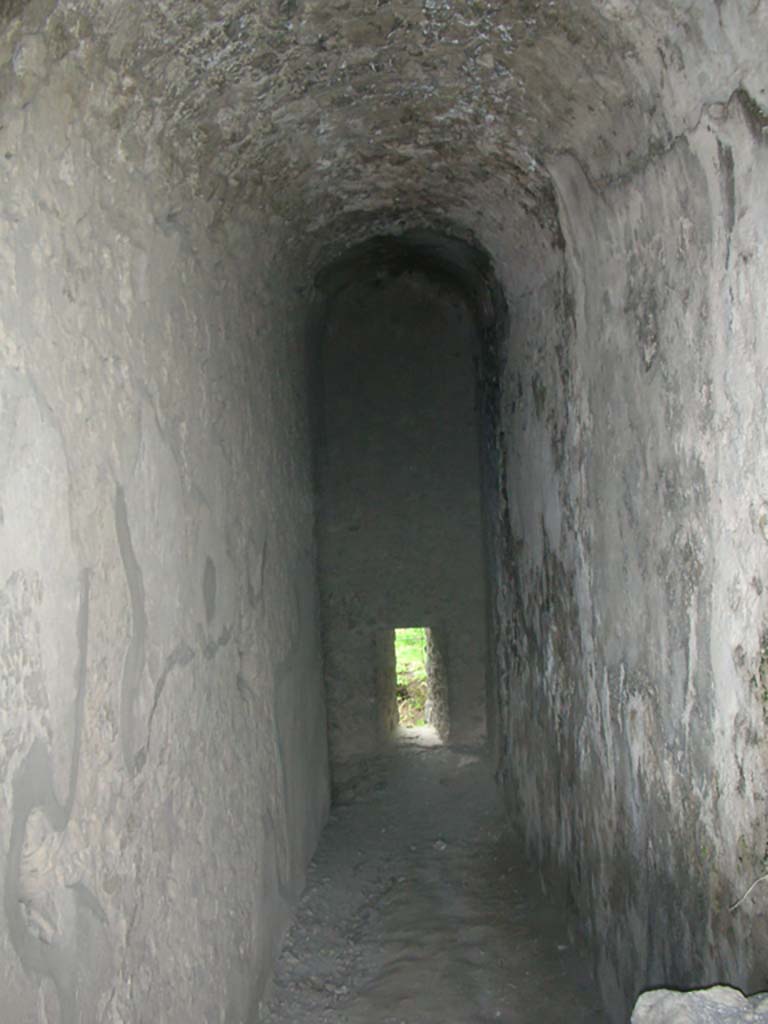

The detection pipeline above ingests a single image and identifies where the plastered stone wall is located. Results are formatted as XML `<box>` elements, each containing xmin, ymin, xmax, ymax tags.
<box><xmin>4</xmin><ymin>0</ymin><xmax>768</xmax><ymax>1020</ymax></box>
<box><xmin>0</xmin><ymin>19</ymin><xmax>328</xmax><ymax>1023</ymax></box>
<box><xmin>483</xmin><ymin>86</ymin><xmax>768</xmax><ymax>1020</ymax></box>
<box><xmin>316</xmin><ymin>272</ymin><xmax>487</xmax><ymax>762</ymax></box>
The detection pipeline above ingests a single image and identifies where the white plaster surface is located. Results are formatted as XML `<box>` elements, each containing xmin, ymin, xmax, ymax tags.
<box><xmin>0</xmin><ymin>23</ymin><xmax>329</xmax><ymax>1022</ymax></box>
<box><xmin>484</xmin><ymin>72</ymin><xmax>768</xmax><ymax>1024</ymax></box>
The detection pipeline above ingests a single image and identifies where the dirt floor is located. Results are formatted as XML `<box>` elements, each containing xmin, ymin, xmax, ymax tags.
<box><xmin>259</xmin><ymin>727</ymin><xmax>606</xmax><ymax>1023</ymax></box>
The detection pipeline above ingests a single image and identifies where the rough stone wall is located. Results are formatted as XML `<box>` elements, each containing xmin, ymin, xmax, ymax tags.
<box><xmin>0</xmin><ymin>21</ymin><xmax>328</xmax><ymax>1024</ymax></box>
<box><xmin>485</xmin><ymin>87</ymin><xmax>768</xmax><ymax>1019</ymax></box>
<box><xmin>425</xmin><ymin>627</ymin><xmax>450</xmax><ymax>740</ymax></box>
<box><xmin>373</xmin><ymin>631</ymin><xmax>400</xmax><ymax>742</ymax></box>
<box><xmin>316</xmin><ymin>272</ymin><xmax>487</xmax><ymax>762</ymax></box>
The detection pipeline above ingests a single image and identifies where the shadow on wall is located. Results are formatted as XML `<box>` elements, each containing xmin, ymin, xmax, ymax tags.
<box><xmin>310</xmin><ymin>228</ymin><xmax>509</xmax><ymax>767</ymax></box>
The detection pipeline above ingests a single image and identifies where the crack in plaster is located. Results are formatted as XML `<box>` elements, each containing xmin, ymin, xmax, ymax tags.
<box><xmin>132</xmin><ymin>642</ymin><xmax>195</xmax><ymax>775</ymax></box>
<box><xmin>114</xmin><ymin>483</ymin><xmax>147</xmax><ymax>774</ymax></box>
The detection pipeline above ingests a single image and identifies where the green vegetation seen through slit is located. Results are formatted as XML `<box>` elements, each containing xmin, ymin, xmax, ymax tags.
<box><xmin>394</xmin><ymin>627</ymin><xmax>428</xmax><ymax>727</ymax></box>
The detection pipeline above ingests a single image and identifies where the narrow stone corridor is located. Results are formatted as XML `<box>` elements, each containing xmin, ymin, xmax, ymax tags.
<box><xmin>3</xmin><ymin>2</ymin><xmax>768</xmax><ymax>1022</ymax></box>
<box><xmin>261</xmin><ymin>730</ymin><xmax>603</xmax><ymax>1024</ymax></box>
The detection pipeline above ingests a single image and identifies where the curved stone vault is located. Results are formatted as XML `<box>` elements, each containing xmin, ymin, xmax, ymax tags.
<box><xmin>1</xmin><ymin>1</ymin><xmax>768</xmax><ymax>1021</ymax></box>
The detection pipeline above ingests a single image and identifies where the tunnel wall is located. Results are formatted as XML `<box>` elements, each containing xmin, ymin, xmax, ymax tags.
<box><xmin>0</xmin><ymin>30</ymin><xmax>328</xmax><ymax>1024</ymax></box>
<box><xmin>316</xmin><ymin>272</ymin><xmax>487</xmax><ymax>763</ymax></box>
<box><xmin>485</xmin><ymin>92</ymin><xmax>768</xmax><ymax>1018</ymax></box>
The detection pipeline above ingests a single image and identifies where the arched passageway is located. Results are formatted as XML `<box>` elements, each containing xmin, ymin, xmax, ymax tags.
<box><xmin>312</xmin><ymin>233</ymin><xmax>503</xmax><ymax>763</ymax></box>
<box><xmin>1</xmin><ymin>3</ymin><xmax>768</xmax><ymax>1022</ymax></box>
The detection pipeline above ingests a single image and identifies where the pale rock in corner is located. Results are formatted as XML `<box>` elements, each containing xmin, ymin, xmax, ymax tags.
<box><xmin>632</xmin><ymin>986</ymin><xmax>768</xmax><ymax>1023</ymax></box>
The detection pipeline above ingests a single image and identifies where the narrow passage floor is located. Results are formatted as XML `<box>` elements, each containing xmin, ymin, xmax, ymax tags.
<box><xmin>260</xmin><ymin>729</ymin><xmax>606</xmax><ymax>1023</ymax></box>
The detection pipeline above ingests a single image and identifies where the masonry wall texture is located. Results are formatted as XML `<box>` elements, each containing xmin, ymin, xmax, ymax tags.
<box><xmin>2</xmin><ymin>0</ymin><xmax>768</xmax><ymax>1022</ymax></box>
<box><xmin>315</xmin><ymin>270</ymin><xmax>487</xmax><ymax>762</ymax></box>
